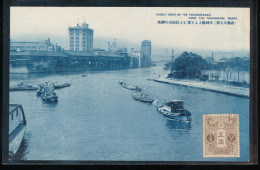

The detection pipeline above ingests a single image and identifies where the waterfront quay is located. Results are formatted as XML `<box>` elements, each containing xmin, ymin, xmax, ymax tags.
<box><xmin>155</xmin><ymin>74</ymin><xmax>249</xmax><ymax>98</ymax></box>
<box><xmin>10</xmin><ymin>50</ymin><xmax>131</xmax><ymax>73</ymax></box>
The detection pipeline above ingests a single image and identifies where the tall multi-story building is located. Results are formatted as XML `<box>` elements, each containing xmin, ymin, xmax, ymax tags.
<box><xmin>68</xmin><ymin>22</ymin><xmax>94</xmax><ymax>52</ymax></box>
<box><xmin>140</xmin><ymin>40</ymin><xmax>151</xmax><ymax>67</ymax></box>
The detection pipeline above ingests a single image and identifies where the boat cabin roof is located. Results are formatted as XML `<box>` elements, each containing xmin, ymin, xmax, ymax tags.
<box><xmin>9</xmin><ymin>104</ymin><xmax>20</xmax><ymax>114</ymax></box>
<box><xmin>166</xmin><ymin>100</ymin><xmax>183</xmax><ymax>104</ymax></box>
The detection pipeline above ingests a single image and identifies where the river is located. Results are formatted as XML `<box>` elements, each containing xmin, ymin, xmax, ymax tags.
<box><xmin>9</xmin><ymin>65</ymin><xmax>249</xmax><ymax>161</ymax></box>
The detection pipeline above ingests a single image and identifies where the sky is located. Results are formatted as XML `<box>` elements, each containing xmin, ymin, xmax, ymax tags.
<box><xmin>10</xmin><ymin>7</ymin><xmax>250</xmax><ymax>56</ymax></box>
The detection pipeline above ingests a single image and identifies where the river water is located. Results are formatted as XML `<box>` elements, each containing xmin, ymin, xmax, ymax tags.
<box><xmin>9</xmin><ymin>65</ymin><xmax>249</xmax><ymax>161</ymax></box>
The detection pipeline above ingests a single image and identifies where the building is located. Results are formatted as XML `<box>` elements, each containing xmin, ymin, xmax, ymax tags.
<box><xmin>10</xmin><ymin>38</ymin><xmax>61</xmax><ymax>52</ymax></box>
<box><xmin>10</xmin><ymin>50</ymin><xmax>131</xmax><ymax>73</ymax></box>
<box><xmin>10</xmin><ymin>51</ymin><xmax>69</xmax><ymax>73</ymax></box>
<box><xmin>129</xmin><ymin>48</ymin><xmax>140</xmax><ymax>67</ymax></box>
<box><xmin>93</xmin><ymin>48</ymin><xmax>106</xmax><ymax>55</ymax></box>
<box><xmin>68</xmin><ymin>22</ymin><xmax>94</xmax><ymax>52</ymax></box>
<box><xmin>63</xmin><ymin>51</ymin><xmax>130</xmax><ymax>70</ymax></box>
<box><xmin>140</xmin><ymin>40</ymin><xmax>151</xmax><ymax>67</ymax></box>
<box><xmin>108</xmin><ymin>39</ymin><xmax>128</xmax><ymax>53</ymax></box>
<box><xmin>108</xmin><ymin>39</ymin><xmax>118</xmax><ymax>52</ymax></box>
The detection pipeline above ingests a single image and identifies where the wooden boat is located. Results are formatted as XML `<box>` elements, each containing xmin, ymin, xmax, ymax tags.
<box><xmin>54</xmin><ymin>83</ymin><xmax>71</xmax><ymax>89</ymax></box>
<box><xmin>36</xmin><ymin>88</ymin><xmax>44</xmax><ymax>95</ymax></box>
<box><xmin>122</xmin><ymin>84</ymin><xmax>140</xmax><ymax>90</ymax></box>
<box><xmin>41</xmin><ymin>83</ymin><xmax>58</xmax><ymax>102</ymax></box>
<box><xmin>36</xmin><ymin>83</ymin><xmax>45</xmax><ymax>95</ymax></box>
<box><xmin>118</xmin><ymin>80</ymin><xmax>124</xmax><ymax>85</ymax></box>
<box><xmin>10</xmin><ymin>86</ymin><xmax>37</xmax><ymax>91</ymax></box>
<box><xmin>9</xmin><ymin>104</ymin><xmax>26</xmax><ymax>158</ymax></box>
<box><xmin>10</xmin><ymin>82</ymin><xmax>37</xmax><ymax>91</ymax></box>
<box><xmin>41</xmin><ymin>92</ymin><xmax>58</xmax><ymax>102</ymax></box>
<box><xmin>132</xmin><ymin>91</ymin><xmax>154</xmax><ymax>103</ymax></box>
<box><xmin>82</xmin><ymin>74</ymin><xmax>88</xmax><ymax>77</ymax></box>
<box><xmin>119</xmin><ymin>81</ymin><xmax>142</xmax><ymax>91</ymax></box>
<box><xmin>157</xmin><ymin>100</ymin><xmax>191</xmax><ymax>121</ymax></box>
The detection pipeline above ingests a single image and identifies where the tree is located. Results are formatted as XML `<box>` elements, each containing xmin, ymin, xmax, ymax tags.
<box><xmin>217</xmin><ymin>58</ymin><xmax>232</xmax><ymax>82</ymax></box>
<box><xmin>173</xmin><ymin>51</ymin><xmax>208</xmax><ymax>79</ymax></box>
<box><xmin>230</xmin><ymin>57</ymin><xmax>242</xmax><ymax>83</ymax></box>
<box><xmin>229</xmin><ymin>57</ymin><xmax>249</xmax><ymax>83</ymax></box>
<box><xmin>241</xmin><ymin>57</ymin><xmax>250</xmax><ymax>82</ymax></box>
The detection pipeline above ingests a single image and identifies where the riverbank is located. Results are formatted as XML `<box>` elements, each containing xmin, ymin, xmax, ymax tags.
<box><xmin>154</xmin><ymin>75</ymin><xmax>249</xmax><ymax>98</ymax></box>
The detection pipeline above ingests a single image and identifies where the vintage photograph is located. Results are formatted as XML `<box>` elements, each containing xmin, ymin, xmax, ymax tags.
<box><xmin>8</xmin><ymin>7</ymin><xmax>250</xmax><ymax>161</ymax></box>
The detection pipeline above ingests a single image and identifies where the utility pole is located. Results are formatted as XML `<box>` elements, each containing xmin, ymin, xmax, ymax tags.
<box><xmin>210</xmin><ymin>52</ymin><xmax>214</xmax><ymax>79</ymax></box>
<box><xmin>171</xmin><ymin>49</ymin><xmax>174</xmax><ymax>74</ymax></box>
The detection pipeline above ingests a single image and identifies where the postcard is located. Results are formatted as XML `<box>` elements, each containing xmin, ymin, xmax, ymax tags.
<box><xmin>5</xmin><ymin>6</ymin><xmax>253</xmax><ymax>163</ymax></box>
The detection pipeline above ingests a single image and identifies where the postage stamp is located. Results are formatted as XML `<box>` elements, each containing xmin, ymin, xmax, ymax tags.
<box><xmin>203</xmin><ymin>114</ymin><xmax>240</xmax><ymax>158</ymax></box>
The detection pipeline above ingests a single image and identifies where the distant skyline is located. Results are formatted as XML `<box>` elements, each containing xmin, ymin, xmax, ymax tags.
<box><xmin>11</xmin><ymin>7</ymin><xmax>250</xmax><ymax>56</ymax></box>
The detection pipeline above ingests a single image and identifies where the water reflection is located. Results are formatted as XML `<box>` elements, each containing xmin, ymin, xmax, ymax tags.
<box><xmin>41</xmin><ymin>100</ymin><xmax>58</xmax><ymax>107</ymax></box>
<box><xmin>165</xmin><ymin>118</ymin><xmax>191</xmax><ymax>131</ymax></box>
<box><xmin>10</xmin><ymin>70</ymin><xmax>112</xmax><ymax>80</ymax></box>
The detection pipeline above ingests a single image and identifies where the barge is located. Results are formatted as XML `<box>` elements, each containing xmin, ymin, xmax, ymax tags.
<box><xmin>9</xmin><ymin>104</ymin><xmax>26</xmax><ymax>158</ymax></box>
<box><xmin>157</xmin><ymin>100</ymin><xmax>191</xmax><ymax>121</ymax></box>
<box><xmin>132</xmin><ymin>91</ymin><xmax>154</xmax><ymax>104</ymax></box>
<box><xmin>54</xmin><ymin>83</ymin><xmax>71</xmax><ymax>89</ymax></box>
<box><xmin>119</xmin><ymin>81</ymin><xmax>142</xmax><ymax>91</ymax></box>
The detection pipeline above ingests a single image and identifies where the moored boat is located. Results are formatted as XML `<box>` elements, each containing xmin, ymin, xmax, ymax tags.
<box><xmin>54</xmin><ymin>83</ymin><xmax>71</xmax><ymax>89</ymax></box>
<box><xmin>10</xmin><ymin>86</ymin><xmax>37</xmax><ymax>91</ymax></box>
<box><xmin>41</xmin><ymin>92</ymin><xmax>58</xmax><ymax>102</ymax></box>
<box><xmin>10</xmin><ymin>81</ymin><xmax>37</xmax><ymax>91</ymax></box>
<box><xmin>41</xmin><ymin>82</ymin><xmax>58</xmax><ymax>102</ymax></box>
<box><xmin>9</xmin><ymin>104</ymin><xmax>26</xmax><ymax>158</ymax></box>
<box><xmin>36</xmin><ymin>83</ymin><xmax>45</xmax><ymax>95</ymax></box>
<box><xmin>118</xmin><ymin>80</ymin><xmax>124</xmax><ymax>85</ymax></box>
<box><xmin>132</xmin><ymin>91</ymin><xmax>154</xmax><ymax>103</ymax></box>
<box><xmin>157</xmin><ymin>100</ymin><xmax>191</xmax><ymax>121</ymax></box>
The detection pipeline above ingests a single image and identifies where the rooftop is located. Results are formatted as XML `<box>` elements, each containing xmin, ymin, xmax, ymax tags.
<box><xmin>68</xmin><ymin>22</ymin><xmax>93</xmax><ymax>31</ymax></box>
<box><xmin>64</xmin><ymin>50</ymin><xmax>125</xmax><ymax>58</ymax></box>
<box><xmin>10</xmin><ymin>50</ymin><xmax>127</xmax><ymax>58</ymax></box>
<box><xmin>11</xmin><ymin>38</ymin><xmax>53</xmax><ymax>46</ymax></box>
<box><xmin>63</xmin><ymin>50</ymin><xmax>93</xmax><ymax>57</ymax></box>
<box><xmin>10</xmin><ymin>51</ymin><xmax>69</xmax><ymax>57</ymax></box>
<box><xmin>167</xmin><ymin>100</ymin><xmax>183</xmax><ymax>103</ymax></box>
